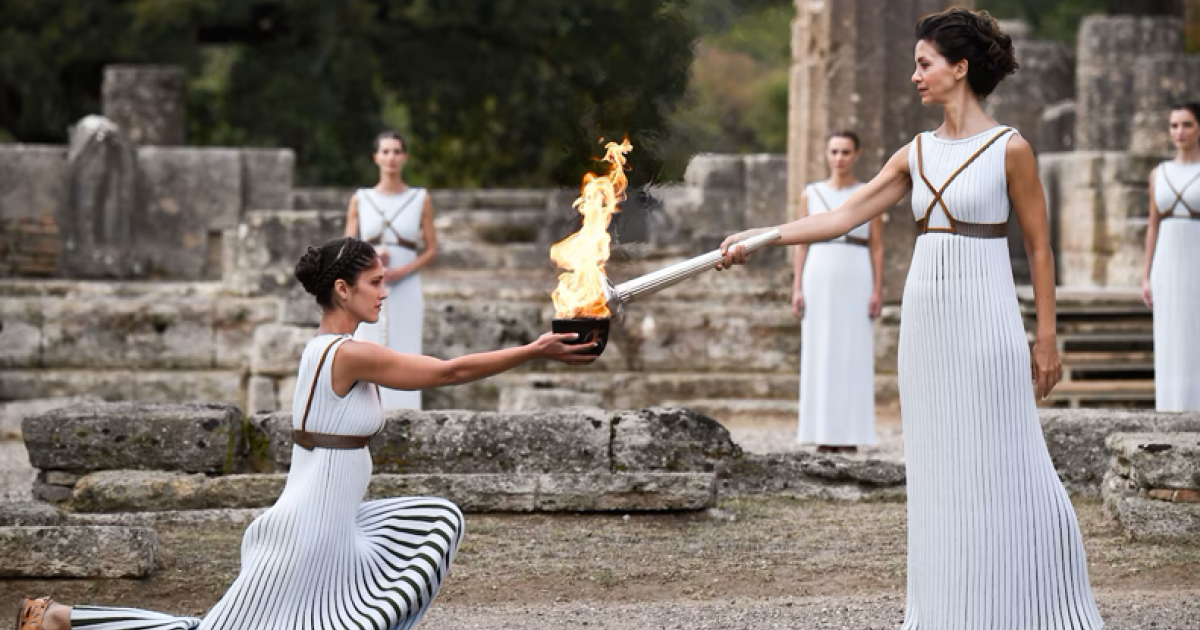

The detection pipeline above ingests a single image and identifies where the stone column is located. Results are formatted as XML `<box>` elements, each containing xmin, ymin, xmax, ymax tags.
<box><xmin>102</xmin><ymin>65</ymin><xmax>187</xmax><ymax>146</ymax></box>
<box><xmin>1075</xmin><ymin>16</ymin><xmax>1182</xmax><ymax>152</ymax></box>
<box><xmin>788</xmin><ymin>0</ymin><xmax>967</xmax><ymax>302</ymax></box>
<box><xmin>59</xmin><ymin>115</ymin><xmax>139</xmax><ymax>278</ymax></box>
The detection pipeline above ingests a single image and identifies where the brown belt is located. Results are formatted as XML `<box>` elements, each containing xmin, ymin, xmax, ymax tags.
<box><xmin>293</xmin><ymin>429</ymin><xmax>373</xmax><ymax>450</ymax></box>
<box><xmin>916</xmin><ymin>217</ymin><xmax>1008</xmax><ymax>238</ymax></box>
<box><xmin>365</xmin><ymin>235</ymin><xmax>419</xmax><ymax>251</ymax></box>
<box><xmin>817</xmin><ymin>236</ymin><xmax>869</xmax><ymax>247</ymax></box>
<box><xmin>1162</xmin><ymin>214</ymin><xmax>1200</xmax><ymax>220</ymax></box>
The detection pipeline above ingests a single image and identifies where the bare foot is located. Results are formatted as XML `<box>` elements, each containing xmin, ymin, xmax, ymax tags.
<box><xmin>42</xmin><ymin>603</ymin><xmax>70</xmax><ymax>630</ymax></box>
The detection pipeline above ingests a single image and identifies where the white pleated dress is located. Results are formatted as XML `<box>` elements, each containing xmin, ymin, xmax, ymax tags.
<box><xmin>798</xmin><ymin>182</ymin><xmax>877</xmax><ymax>446</ymax></box>
<box><xmin>1150</xmin><ymin>161</ymin><xmax>1200</xmax><ymax>411</ymax></box>
<box><xmin>899</xmin><ymin>127</ymin><xmax>1103</xmax><ymax>630</ymax></box>
<box><xmin>71</xmin><ymin>334</ymin><xmax>464</xmax><ymax>630</ymax></box>
<box><xmin>355</xmin><ymin>188</ymin><xmax>427</xmax><ymax>410</ymax></box>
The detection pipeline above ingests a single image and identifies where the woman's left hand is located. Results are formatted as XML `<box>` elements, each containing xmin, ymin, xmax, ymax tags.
<box><xmin>1031</xmin><ymin>337</ymin><xmax>1062</xmax><ymax>401</ymax></box>
<box><xmin>868</xmin><ymin>290</ymin><xmax>883</xmax><ymax>320</ymax></box>
<box><xmin>384</xmin><ymin>267</ymin><xmax>410</xmax><ymax>284</ymax></box>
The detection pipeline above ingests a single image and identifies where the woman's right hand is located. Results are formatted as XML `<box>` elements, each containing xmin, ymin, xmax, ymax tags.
<box><xmin>791</xmin><ymin>288</ymin><xmax>805</xmax><ymax>318</ymax></box>
<box><xmin>718</xmin><ymin>228</ymin><xmax>770</xmax><ymax>269</ymax></box>
<box><xmin>531</xmin><ymin>332</ymin><xmax>598</xmax><ymax>365</ymax></box>
<box><xmin>1141</xmin><ymin>276</ymin><xmax>1153</xmax><ymax>309</ymax></box>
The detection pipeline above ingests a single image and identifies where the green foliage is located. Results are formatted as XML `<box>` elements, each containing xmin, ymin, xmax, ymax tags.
<box><xmin>983</xmin><ymin>0</ymin><xmax>1108</xmax><ymax>43</ymax></box>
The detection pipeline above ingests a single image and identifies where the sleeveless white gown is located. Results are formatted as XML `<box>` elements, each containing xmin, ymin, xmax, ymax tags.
<box><xmin>798</xmin><ymin>181</ymin><xmax>877</xmax><ymax>446</ymax></box>
<box><xmin>354</xmin><ymin>188</ymin><xmax>426</xmax><ymax>410</ymax></box>
<box><xmin>70</xmin><ymin>334</ymin><xmax>464</xmax><ymax>630</ymax></box>
<box><xmin>900</xmin><ymin>127</ymin><xmax>1103</xmax><ymax>629</ymax></box>
<box><xmin>1150</xmin><ymin>161</ymin><xmax>1200</xmax><ymax>411</ymax></box>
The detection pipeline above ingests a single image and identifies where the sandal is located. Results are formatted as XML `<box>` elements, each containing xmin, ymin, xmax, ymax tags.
<box><xmin>16</xmin><ymin>597</ymin><xmax>53</xmax><ymax>630</ymax></box>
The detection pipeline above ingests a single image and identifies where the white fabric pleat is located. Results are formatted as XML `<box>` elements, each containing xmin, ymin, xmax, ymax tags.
<box><xmin>1151</xmin><ymin>162</ymin><xmax>1200</xmax><ymax>411</ymax></box>
<box><xmin>798</xmin><ymin>182</ymin><xmax>877</xmax><ymax>445</ymax></box>
<box><xmin>71</xmin><ymin>335</ymin><xmax>464</xmax><ymax>630</ymax></box>
<box><xmin>355</xmin><ymin>188</ymin><xmax>426</xmax><ymax>410</ymax></box>
<box><xmin>899</xmin><ymin>128</ymin><xmax>1103</xmax><ymax>630</ymax></box>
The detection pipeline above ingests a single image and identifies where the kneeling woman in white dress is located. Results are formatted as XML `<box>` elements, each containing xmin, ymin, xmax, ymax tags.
<box><xmin>345</xmin><ymin>130</ymin><xmax>437</xmax><ymax>410</ymax></box>
<box><xmin>794</xmin><ymin>130</ymin><xmax>883</xmax><ymax>453</ymax></box>
<box><xmin>1141</xmin><ymin>103</ymin><xmax>1200</xmax><ymax>412</ymax></box>
<box><xmin>16</xmin><ymin>237</ymin><xmax>596</xmax><ymax>630</ymax></box>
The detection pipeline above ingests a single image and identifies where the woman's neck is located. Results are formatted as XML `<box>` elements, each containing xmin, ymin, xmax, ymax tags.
<box><xmin>376</xmin><ymin>173</ymin><xmax>407</xmax><ymax>194</ymax></box>
<box><xmin>1175</xmin><ymin>145</ymin><xmax>1200</xmax><ymax>164</ymax></box>
<box><xmin>937</xmin><ymin>91</ymin><xmax>995</xmax><ymax>139</ymax></box>
<box><xmin>317</xmin><ymin>310</ymin><xmax>360</xmax><ymax>336</ymax></box>
<box><xmin>827</xmin><ymin>173</ymin><xmax>859</xmax><ymax>189</ymax></box>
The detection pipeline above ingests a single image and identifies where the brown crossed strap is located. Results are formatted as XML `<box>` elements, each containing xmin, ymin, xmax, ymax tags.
<box><xmin>16</xmin><ymin>597</ymin><xmax>52</xmax><ymax>630</ymax></box>
<box><xmin>915</xmin><ymin>128</ymin><xmax>1013</xmax><ymax>238</ymax></box>
<box><xmin>1160</xmin><ymin>166</ymin><xmax>1200</xmax><ymax>218</ymax></box>
<box><xmin>359</xmin><ymin>190</ymin><xmax>422</xmax><ymax>250</ymax></box>
<box><xmin>810</xmin><ymin>184</ymin><xmax>869</xmax><ymax>246</ymax></box>
<box><xmin>293</xmin><ymin>335</ymin><xmax>374</xmax><ymax>451</ymax></box>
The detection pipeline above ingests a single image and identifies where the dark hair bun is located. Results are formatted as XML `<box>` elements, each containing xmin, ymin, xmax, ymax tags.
<box><xmin>294</xmin><ymin>246</ymin><xmax>325</xmax><ymax>296</ymax></box>
<box><xmin>916</xmin><ymin>8</ymin><xmax>1019</xmax><ymax>98</ymax></box>
<box><xmin>293</xmin><ymin>237</ymin><xmax>379</xmax><ymax>309</ymax></box>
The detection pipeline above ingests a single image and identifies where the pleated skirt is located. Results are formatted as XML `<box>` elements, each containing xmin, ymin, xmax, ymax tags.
<box><xmin>897</xmin><ymin>235</ymin><xmax>1103</xmax><ymax>630</ymax></box>
<box><xmin>1150</xmin><ymin>218</ymin><xmax>1200</xmax><ymax>412</ymax></box>
<box><xmin>355</xmin><ymin>244</ymin><xmax>423</xmax><ymax>410</ymax></box>
<box><xmin>798</xmin><ymin>242</ymin><xmax>877</xmax><ymax>446</ymax></box>
<box><xmin>70</xmin><ymin>447</ymin><xmax>464</xmax><ymax>630</ymax></box>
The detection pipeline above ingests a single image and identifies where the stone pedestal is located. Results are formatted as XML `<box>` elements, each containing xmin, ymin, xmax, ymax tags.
<box><xmin>102</xmin><ymin>65</ymin><xmax>187</xmax><ymax>146</ymax></box>
<box><xmin>788</xmin><ymin>0</ymin><xmax>967</xmax><ymax>302</ymax></box>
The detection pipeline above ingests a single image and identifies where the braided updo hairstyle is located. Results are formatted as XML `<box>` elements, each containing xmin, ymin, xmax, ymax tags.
<box><xmin>916</xmin><ymin>8</ymin><xmax>1019</xmax><ymax>99</ymax></box>
<box><xmin>294</xmin><ymin>237</ymin><xmax>379</xmax><ymax>309</ymax></box>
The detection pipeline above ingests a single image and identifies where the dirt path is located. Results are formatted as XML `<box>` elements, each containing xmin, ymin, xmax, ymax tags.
<box><xmin>3</xmin><ymin>498</ymin><xmax>1197</xmax><ymax>629</ymax></box>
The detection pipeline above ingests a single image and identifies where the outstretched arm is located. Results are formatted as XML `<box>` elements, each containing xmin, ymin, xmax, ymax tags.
<box><xmin>1007</xmin><ymin>134</ymin><xmax>1061</xmax><ymax>401</ymax></box>
<box><xmin>720</xmin><ymin>144</ymin><xmax>913</xmax><ymax>266</ymax></box>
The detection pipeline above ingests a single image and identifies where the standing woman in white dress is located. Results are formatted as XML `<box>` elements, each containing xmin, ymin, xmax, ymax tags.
<box><xmin>794</xmin><ymin>130</ymin><xmax>883</xmax><ymax>453</ymax></box>
<box><xmin>1140</xmin><ymin>103</ymin><xmax>1200</xmax><ymax>412</ymax></box>
<box><xmin>720</xmin><ymin>8</ymin><xmax>1103</xmax><ymax>629</ymax></box>
<box><xmin>345</xmin><ymin>130</ymin><xmax>436</xmax><ymax>409</ymax></box>
<box><xmin>15</xmin><ymin>237</ymin><xmax>595</xmax><ymax>630</ymax></box>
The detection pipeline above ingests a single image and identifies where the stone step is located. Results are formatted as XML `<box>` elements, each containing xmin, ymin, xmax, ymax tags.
<box><xmin>0</xmin><ymin>525</ymin><xmax>157</xmax><ymax>578</ymax></box>
<box><xmin>1107</xmin><ymin>432</ymin><xmax>1200</xmax><ymax>490</ymax></box>
<box><xmin>663</xmin><ymin>399</ymin><xmax>799</xmax><ymax>427</ymax></box>
<box><xmin>1047</xmin><ymin>379</ymin><xmax>1156</xmax><ymax>406</ymax></box>
<box><xmin>67</xmin><ymin>471</ymin><xmax>716</xmax><ymax>514</ymax></box>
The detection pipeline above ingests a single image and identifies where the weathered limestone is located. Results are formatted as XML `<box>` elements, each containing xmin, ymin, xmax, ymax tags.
<box><xmin>102</xmin><ymin>65</ymin><xmax>186</xmax><ymax>146</ymax></box>
<box><xmin>988</xmin><ymin>22</ymin><xmax>1075</xmax><ymax>155</ymax></box>
<box><xmin>1040</xmin><ymin>100</ymin><xmax>1077</xmax><ymax>153</ymax></box>
<box><xmin>611</xmin><ymin>407</ymin><xmax>741</xmax><ymax>473</ymax></box>
<box><xmin>534</xmin><ymin>472</ymin><xmax>715</xmax><ymax>511</ymax></box>
<box><xmin>1041</xmin><ymin>409</ymin><xmax>1200</xmax><ymax>496</ymax></box>
<box><xmin>0</xmin><ymin>369</ymin><xmax>243</xmax><ymax>406</ymax></box>
<box><xmin>718</xmin><ymin>451</ymin><xmax>906</xmax><ymax>500</ymax></box>
<box><xmin>0</xmin><ymin>145</ymin><xmax>67</xmax><ymax>276</ymax></box>
<box><xmin>58</xmin><ymin>116</ymin><xmax>139</xmax><ymax>278</ymax></box>
<box><xmin>23</xmin><ymin>402</ymin><xmax>243</xmax><ymax>475</ymax></box>
<box><xmin>1039</xmin><ymin>151</ymin><xmax>1160</xmax><ymax>287</ymax></box>
<box><xmin>1103</xmin><ymin>432</ymin><xmax>1200</xmax><ymax>540</ymax></box>
<box><xmin>1131</xmin><ymin>55</ymin><xmax>1200</xmax><ymax>155</ymax></box>
<box><xmin>0</xmin><ymin>396</ymin><xmax>100</xmax><ymax>439</ymax></box>
<box><xmin>498</xmin><ymin>387</ymin><xmax>605</xmax><ymax>412</ymax></box>
<box><xmin>0</xmin><ymin>502</ymin><xmax>64</xmax><ymax>526</ymax></box>
<box><xmin>1075</xmin><ymin>16</ymin><xmax>1183</xmax><ymax>152</ymax></box>
<box><xmin>0</xmin><ymin>525</ymin><xmax>158</xmax><ymax>578</ymax></box>
<box><xmin>224</xmin><ymin>210</ymin><xmax>344</xmax><ymax>296</ymax></box>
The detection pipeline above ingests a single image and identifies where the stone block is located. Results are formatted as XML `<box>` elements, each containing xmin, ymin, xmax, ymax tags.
<box><xmin>987</xmin><ymin>38</ymin><xmax>1074</xmax><ymax>155</ymax></box>
<box><xmin>0</xmin><ymin>298</ymin><xmax>43</xmax><ymax>369</ymax></box>
<box><xmin>717</xmin><ymin>451</ymin><xmax>906</xmax><ymax>500</ymax></box>
<box><xmin>0</xmin><ymin>525</ymin><xmax>157</xmax><ymax>578</ymax></box>
<box><xmin>1040</xmin><ymin>409</ymin><xmax>1200</xmax><ymax>495</ymax></box>
<box><xmin>0</xmin><ymin>369</ymin><xmax>242</xmax><ymax>406</ymax></box>
<box><xmin>291</xmin><ymin>187</ymin><xmax>354</xmax><ymax>211</ymax></box>
<box><xmin>41</xmin><ymin>298</ymin><xmax>216</xmax><ymax>369</ymax></box>
<box><xmin>498</xmin><ymin>387</ymin><xmax>604</xmax><ymax>412</ymax></box>
<box><xmin>535</xmin><ymin>472</ymin><xmax>715</xmax><ymax>512</ymax></box>
<box><xmin>247</xmin><ymin>376</ymin><xmax>277</xmax><ymax>414</ymax></box>
<box><xmin>1040</xmin><ymin>101</ymin><xmax>1076</xmax><ymax>154</ymax></box>
<box><xmin>368</xmin><ymin>473</ymin><xmax>538</xmax><ymax>512</ymax></box>
<box><xmin>224</xmin><ymin>210</ymin><xmax>343</xmax><ymax>296</ymax></box>
<box><xmin>0</xmin><ymin>502</ymin><xmax>63</xmax><ymax>526</ymax></box>
<box><xmin>1132</xmin><ymin>54</ymin><xmax>1200</xmax><ymax>155</ymax></box>
<box><xmin>276</xmin><ymin>376</ymin><xmax>298</xmax><ymax>413</ymax></box>
<box><xmin>251</xmin><ymin>324</ymin><xmax>317</xmax><ymax>376</ymax></box>
<box><xmin>23</xmin><ymin>402</ymin><xmax>243</xmax><ymax>474</ymax></box>
<box><xmin>611</xmin><ymin>407</ymin><xmax>740</xmax><ymax>473</ymax></box>
<box><xmin>0</xmin><ymin>145</ymin><xmax>68</xmax><ymax>221</ymax></box>
<box><xmin>61</xmin><ymin>116</ymin><xmax>139</xmax><ymax>278</ymax></box>
<box><xmin>423</xmin><ymin>301</ymin><xmax>545</xmax><ymax>359</ymax></box>
<box><xmin>1103</xmin><ymin>471</ymin><xmax>1200</xmax><ymax>541</ymax></box>
<box><xmin>214</xmin><ymin>298</ymin><xmax>279</xmax><ymax>368</ymax></box>
<box><xmin>241</xmin><ymin>149</ymin><xmax>295</xmax><ymax>211</ymax></box>
<box><xmin>0</xmin><ymin>396</ymin><xmax>99</xmax><ymax>439</ymax></box>
<box><xmin>103</xmin><ymin>65</ymin><xmax>186</xmax><ymax>146</ymax></box>
<box><xmin>1107</xmin><ymin>432</ymin><xmax>1200</xmax><ymax>490</ymax></box>
<box><xmin>71</xmin><ymin>471</ymin><xmax>287</xmax><ymax>512</ymax></box>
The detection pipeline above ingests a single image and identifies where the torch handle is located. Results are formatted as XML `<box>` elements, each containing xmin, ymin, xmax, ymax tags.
<box><xmin>612</xmin><ymin>229</ymin><xmax>781</xmax><ymax>305</ymax></box>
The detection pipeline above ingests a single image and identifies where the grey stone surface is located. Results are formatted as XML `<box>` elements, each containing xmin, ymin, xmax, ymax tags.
<box><xmin>423</xmin><ymin>301</ymin><xmax>545</xmax><ymax>360</ymax></box>
<box><xmin>1075</xmin><ymin>16</ymin><xmax>1184</xmax><ymax>151</ymax></box>
<box><xmin>1107</xmin><ymin>432</ymin><xmax>1200</xmax><ymax>490</ymax></box>
<box><xmin>251</xmin><ymin>323</ymin><xmax>317</xmax><ymax>376</ymax></box>
<box><xmin>1039</xmin><ymin>100</ymin><xmax>1076</xmax><ymax>153</ymax></box>
<box><xmin>535</xmin><ymin>472</ymin><xmax>715</xmax><ymax>512</ymax></box>
<box><xmin>1132</xmin><ymin>54</ymin><xmax>1200</xmax><ymax>156</ymax></box>
<box><xmin>986</xmin><ymin>34</ymin><xmax>1074</xmax><ymax>155</ymax></box>
<box><xmin>1103</xmin><ymin>471</ymin><xmax>1200</xmax><ymax>541</ymax></box>
<box><xmin>1041</xmin><ymin>409</ymin><xmax>1200</xmax><ymax>495</ymax></box>
<box><xmin>60</xmin><ymin>116</ymin><xmax>139</xmax><ymax>278</ymax></box>
<box><xmin>23</xmin><ymin>402</ymin><xmax>243</xmax><ymax>474</ymax></box>
<box><xmin>0</xmin><ymin>502</ymin><xmax>63</xmax><ymax>526</ymax></box>
<box><xmin>102</xmin><ymin>65</ymin><xmax>186</xmax><ymax>146</ymax></box>
<box><xmin>0</xmin><ymin>525</ymin><xmax>157</xmax><ymax>578</ymax></box>
<box><xmin>241</xmin><ymin>149</ymin><xmax>295</xmax><ymax>211</ymax></box>
<box><xmin>40</xmin><ymin>297</ymin><xmax>217</xmax><ymax>369</ymax></box>
<box><xmin>611</xmin><ymin>407</ymin><xmax>741</xmax><ymax>473</ymax></box>
<box><xmin>717</xmin><ymin>451</ymin><xmax>906</xmax><ymax>500</ymax></box>
<box><xmin>137</xmin><ymin>147</ymin><xmax>243</xmax><ymax>280</ymax></box>
<box><xmin>0</xmin><ymin>297</ymin><xmax>43</xmax><ymax>369</ymax></box>
<box><xmin>247</xmin><ymin>376</ymin><xmax>277</xmax><ymax>414</ymax></box>
<box><xmin>71</xmin><ymin>470</ymin><xmax>287</xmax><ymax>512</ymax></box>
<box><xmin>498</xmin><ymin>387</ymin><xmax>604</xmax><ymax>412</ymax></box>
<box><xmin>368</xmin><ymin>474</ymin><xmax>538</xmax><ymax>512</ymax></box>
<box><xmin>0</xmin><ymin>144</ymin><xmax>68</xmax><ymax>221</ymax></box>
<box><xmin>0</xmin><ymin>396</ymin><xmax>99</xmax><ymax>438</ymax></box>
<box><xmin>224</xmin><ymin>210</ymin><xmax>344</xmax><ymax>295</ymax></box>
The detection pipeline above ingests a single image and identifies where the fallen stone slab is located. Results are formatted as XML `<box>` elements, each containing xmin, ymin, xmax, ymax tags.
<box><xmin>68</xmin><ymin>470</ymin><xmax>715</xmax><ymax>513</ymax></box>
<box><xmin>716</xmin><ymin>452</ymin><xmax>906</xmax><ymax>501</ymax></box>
<box><xmin>1040</xmin><ymin>409</ymin><xmax>1200</xmax><ymax>495</ymax></box>
<box><xmin>1103</xmin><ymin>472</ymin><xmax>1200</xmax><ymax>541</ymax></box>
<box><xmin>1107</xmin><ymin>432</ymin><xmax>1200</xmax><ymax>490</ymax></box>
<box><xmin>0</xmin><ymin>525</ymin><xmax>157</xmax><ymax>578</ymax></box>
<box><xmin>0</xmin><ymin>502</ymin><xmax>63</xmax><ymax>526</ymax></box>
<box><xmin>0</xmin><ymin>396</ymin><xmax>100</xmax><ymax>439</ymax></box>
<box><xmin>23</xmin><ymin>402</ymin><xmax>243</xmax><ymax>474</ymax></box>
<box><xmin>611</xmin><ymin>407</ymin><xmax>741</xmax><ymax>473</ymax></box>
<box><xmin>68</xmin><ymin>508</ymin><xmax>267</xmax><ymax>527</ymax></box>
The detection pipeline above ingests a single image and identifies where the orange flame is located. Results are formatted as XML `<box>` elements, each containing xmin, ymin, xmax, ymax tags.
<box><xmin>550</xmin><ymin>138</ymin><xmax>633</xmax><ymax>319</ymax></box>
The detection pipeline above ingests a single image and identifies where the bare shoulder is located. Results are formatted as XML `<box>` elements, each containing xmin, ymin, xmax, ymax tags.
<box><xmin>1004</xmin><ymin>133</ymin><xmax>1037</xmax><ymax>172</ymax></box>
<box><xmin>885</xmin><ymin>142</ymin><xmax>913</xmax><ymax>175</ymax></box>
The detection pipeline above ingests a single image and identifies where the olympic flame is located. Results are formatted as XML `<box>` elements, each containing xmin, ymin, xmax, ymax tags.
<box><xmin>550</xmin><ymin>138</ymin><xmax>632</xmax><ymax>319</ymax></box>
